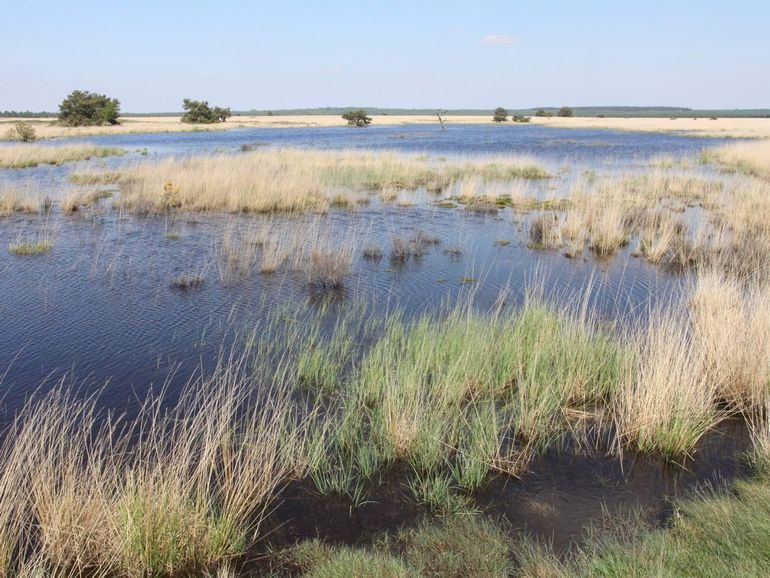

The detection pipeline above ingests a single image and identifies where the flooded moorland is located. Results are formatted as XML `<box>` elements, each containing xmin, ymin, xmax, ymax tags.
<box><xmin>1</xmin><ymin>123</ymin><xmax>768</xmax><ymax>576</ymax></box>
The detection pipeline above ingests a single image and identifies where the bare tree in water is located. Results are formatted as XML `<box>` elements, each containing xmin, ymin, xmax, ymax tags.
<box><xmin>436</xmin><ymin>110</ymin><xmax>447</xmax><ymax>131</ymax></box>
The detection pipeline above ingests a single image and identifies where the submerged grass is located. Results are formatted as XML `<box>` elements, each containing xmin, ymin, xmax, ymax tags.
<box><xmin>8</xmin><ymin>238</ymin><xmax>52</xmax><ymax>256</ymax></box>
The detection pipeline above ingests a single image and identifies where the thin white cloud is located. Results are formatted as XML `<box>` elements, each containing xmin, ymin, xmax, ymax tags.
<box><xmin>481</xmin><ymin>34</ymin><xmax>516</xmax><ymax>45</ymax></box>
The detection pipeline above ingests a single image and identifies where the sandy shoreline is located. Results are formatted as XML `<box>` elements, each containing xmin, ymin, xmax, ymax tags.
<box><xmin>2</xmin><ymin>114</ymin><xmax>770</xmax><ymax>140</ymax></box>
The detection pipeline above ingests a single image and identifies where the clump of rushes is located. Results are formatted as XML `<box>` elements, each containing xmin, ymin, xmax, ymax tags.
<box><xmin>305</xmin><ymin>250</ymin><xmax>354</xmax><ymax>288</ymax></box>
<box><xmin>306</xmin><ymin>300</ymin><xmax>627</xmax><ymax>512</ymax></box>
<box><xmin>0</xmin><ymin>358</ymin><xmax>307</xmax><ymax>577</ymax></box>
<box><xmin>8</xmin><ymin>238</ymin><xmax>52</xmax><ymax>256</ymax></box>
<box><xmin>587</xmin><ymin>201</ymin><xmax>631</xmax><ymax>256</ymax></box>
<box><xmin>528</xmin><ymin>213</ymin><xmax>563</xmax><ymax>249</ymax></box>
<box><xmin>362</xmin><ymin>244</ymin><xmax>384</xmax><ymax>260</ymax></box>
<box><xmin>390</xmin><ymin>232</ymin><xmax>439</xmax><ymax>262</ymax></box>
<box><xmin>616</xmin><ymin>306</ymin><xmax>720</xmax><ymax>458</ymax></box>
<box><xmin>690</xmin><ymin>270</ymin><xmax>770</xmax><ymax>410</ymax></box>
<box><xmin>634</xmin><ymin>210</ymin><xmax>688</xmax><ymax>264</ymax></box>
<box><xmin>0</xmin><ymin>187</ymin><xmax>41</xmax><ymax>216</ymax></box>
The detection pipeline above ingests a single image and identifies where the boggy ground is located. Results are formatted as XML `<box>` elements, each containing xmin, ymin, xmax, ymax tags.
<box><xmin>1</xmin><ymin>140</ymin><xmax>770</xmax><ymax>576</ymax></box>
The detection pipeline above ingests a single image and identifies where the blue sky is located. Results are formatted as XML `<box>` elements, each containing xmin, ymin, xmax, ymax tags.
<box><xmin>2</xmin><ymin>0</ymin><xmax>768</xmax><ymax>111</ymax></box>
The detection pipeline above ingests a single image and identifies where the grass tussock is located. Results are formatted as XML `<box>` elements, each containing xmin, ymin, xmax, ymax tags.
<box><xmin>616</xmin><ymin>306</ymin><xmax>719</xmax><ymax>458</ymax></box>
<box><xmin>0</xmin><ymin>360</ymin><xmax>307</xmax><ymax>577</ymax></box>
<box><xmin>0</xmin><ymin>144</ymin><xmax>125</xmax><ymax>169</ymax></box>
<box><xmin>8</xmin><ymin>238</ymin><xmax>53</xmax><ymax>256</ymax></box>
<box><xmin>703</xmin><ymin>139</ymin><xmax>770</xmax><ymax>180</ymax></box>
<box><xmin>305</xmin><ymin>299</ymin><xmax>627</xmax><ymax>510</ymax></box>
<box><xmin>0</xmin><ymin>187</ymin><xmax>44</xmax><ymax>216</ymax></box>
<box><xmin>106</xmin><ymin>148</ymin><xmax>548</xmax><ymax>214</ymax></box>
<box><xmin>691</xmin><ymin>270</ymin><xmax>770</xmax><ymax>410</ymax></box>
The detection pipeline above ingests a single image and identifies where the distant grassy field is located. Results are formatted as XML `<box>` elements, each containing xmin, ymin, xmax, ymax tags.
<box><xmin>4</xmin><ymin>114</ymin><xmax>770</xmax><ymax>140</ymax></box>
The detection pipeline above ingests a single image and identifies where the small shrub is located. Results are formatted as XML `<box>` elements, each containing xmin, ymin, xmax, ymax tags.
<box><xmin>557</xmin><ymin>106</ymin><xmax>574</xmax><ymax>118</ymax></box>
<box><xmin>5</xmin><ymin>121</ymin><xmax>36</xmax><ymax>142</ymax></box>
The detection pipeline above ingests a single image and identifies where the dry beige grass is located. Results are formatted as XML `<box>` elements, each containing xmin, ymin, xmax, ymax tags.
<box><xmin>617</xmin><ymin>306</ymin><xmax>719</xmax><ymax>458</ymax></box>
<box><xmin>0</xmin><ymin>186</ymin><xmax>43</xmax><ymax>216</ymax></box>
<box><xmin>704</xmin><ymin>139</ymin><xmax>770</xmax><ymax>180</ymax></box>
<box><xmin>0</xmin><ymin>115</ymin><xmax>497</xmax><ymax>141</ymax></box>
<box><xmin>0</xmin><ymin>143</ymin><xmax>125</xmax><ymax>169</ymax></box>
<box><xmin>530</xmin><ymin>116</ymin><xmax>770</xmax><ymax>139</ymax></box>
<box><xmin>5</xmin><ymin>115</ymin><xmax>770</xmax><ymax>140</ymax></box>
<box><xmin>0</xmin><ymin>359</ymin><xmax>308</xmax><ymax>577</ymax></box>
<box><xmin>112</xmin><ymin>148</ymin><xmax>547</xmax><ymax>214</ymax></box>
<box><xmin>691</xmin><ymin>270</ymin><xmax>770</xmax><ymax>409</ymax></box>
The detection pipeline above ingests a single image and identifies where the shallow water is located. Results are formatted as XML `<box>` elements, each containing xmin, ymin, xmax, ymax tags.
<box><xmin>0</xmin><ymin>123</ymin><xmax>730</xmax><ymax>190</ymax></box>
<box><xmin>0</xmin><ymin>124</ymin><xmax>721</xmax><ymax>406</ymax></box>
<box><xmin>0</xmin><ymin>124</ymin><xmax>750</xmax><ymax>564</ymax></box>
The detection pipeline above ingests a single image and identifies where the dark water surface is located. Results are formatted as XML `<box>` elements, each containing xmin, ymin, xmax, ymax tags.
<box><xmin>0</xmin><ymin>124</ymin><xmax>725</xmax><ymax>405</ymax></box>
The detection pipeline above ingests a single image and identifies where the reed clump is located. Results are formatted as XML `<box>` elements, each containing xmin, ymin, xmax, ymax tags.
<box><xmin>703</xmin><ymin>139</ymin><xmax>770</xmax><ymax>180</ymax></box>
<box><xmin>0</xmin><ymin>360</ymin><xmax>307</xmax><ymax>577</ymax></box>
<box><xmin>0</xmin><ymin>187</ymin><xmax>43</xmax><ymax>216</ymax></box>
<box><xmin>304</xmin><ymin>299</ymin><xmax>627</xmax><ymax>510</ymax></box>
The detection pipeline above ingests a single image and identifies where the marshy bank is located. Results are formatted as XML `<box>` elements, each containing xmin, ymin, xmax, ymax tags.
<box><xmin>0</xmin><ymin>275</ymin><xmax>767</xmax><ymax>576</ymax></box>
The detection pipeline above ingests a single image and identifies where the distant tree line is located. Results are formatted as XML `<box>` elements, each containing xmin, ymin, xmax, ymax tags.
<box><xmin>0</xmin><ymin>111</ymin><xmax>56</xmax><ymax>118</ymax></box>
